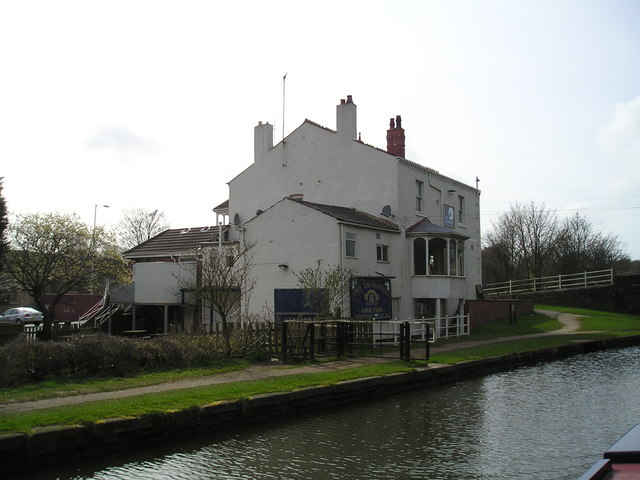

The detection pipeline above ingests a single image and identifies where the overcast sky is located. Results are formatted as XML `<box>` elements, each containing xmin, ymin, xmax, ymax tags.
<box><xmin>1</xmin><ymin>0</ymin><xmax>639</xmax><ymax>260</ymax></box>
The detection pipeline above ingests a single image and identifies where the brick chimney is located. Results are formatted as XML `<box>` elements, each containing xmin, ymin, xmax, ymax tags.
<box><xmin>386</xmin><ymin>115</ymin><xmax>405</xmax><ymax>158</ymax></box>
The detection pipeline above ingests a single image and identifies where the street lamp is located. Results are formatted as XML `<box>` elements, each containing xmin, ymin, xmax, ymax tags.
<box><xmin>91</xmin><ymin>204</ymin><xmax>109</xmax><ymax>294</ymax></box>
<box><xmin>93</xmin><ymin>204</ymin><xmax>110</xmax><ymax>232</ymax></box>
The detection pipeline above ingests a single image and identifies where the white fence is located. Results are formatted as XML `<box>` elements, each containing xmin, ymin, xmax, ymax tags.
<box><xmin>374</xmin><ymin>315</ymin><xmax>471</xmax><ymax>344</ymax></box>
<box><xmin>482</xmin><ymin>269</ymin><xmax>614</xmax><ymax>298</ymax></box>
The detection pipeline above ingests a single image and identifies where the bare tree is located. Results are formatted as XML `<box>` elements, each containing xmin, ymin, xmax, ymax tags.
<box><xmin>484</xmin><ymin>202</ymin><xmax>558</xmax><ymax>281</ymax></box>
<box><xmin>294</xmin><ymin>259</ymin><xmax>351</xmax><ymax>319</ymax></box>
<box><xmin>2</xmin><ymin>213</ymin><xmax>110</xmax><ymax>339</ymax></box>
<box><xmin>177</xmin><ymin>241</ymin><xmax>256</xmax><ymax>357</ymax></box>
<box><xmin>116</xmin><ymin>208</ymin><xmax>169</xmax><ymax>251</ymax></box>
<box><xmin>554</xmin><ymin>213</ymin><xmax>628</xmax><ymax>273</ymax></box>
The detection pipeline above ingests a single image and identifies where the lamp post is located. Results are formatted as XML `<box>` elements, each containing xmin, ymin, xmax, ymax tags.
<box><xmin>93</xmin><ymin>204</ymin><xmax>110</xmax><ymax>232</ymax></box>
<box><xmin>91</xmin><ymin>204</ymin><xmax>109</xmax><ymax>293</ymax></box>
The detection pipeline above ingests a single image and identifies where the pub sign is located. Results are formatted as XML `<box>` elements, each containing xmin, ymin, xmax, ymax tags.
<box><xmin>350</xmin><ymin>277</ymin><xmax>392</xmax><ymax>319</ymax></box>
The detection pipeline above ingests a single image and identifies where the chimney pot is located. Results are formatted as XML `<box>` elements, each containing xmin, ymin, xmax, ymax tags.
<box><xmin>386</xmin><ymin>114</ymin><xmax>405</xmax><ymax>158</ymax></box>
<box><xmin>341</xmin><ymin>99</ymin><xmax>346</xmax><ymax>104</ymax></box>
<box><xmin>347</xmin><ymin>95</ymin><xmax>353</xmax><ymax>103</ymax></box>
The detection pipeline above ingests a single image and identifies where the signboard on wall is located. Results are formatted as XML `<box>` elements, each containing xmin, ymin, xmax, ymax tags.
<box><xmin>274</xmin><ymin>288</ymin><xmax>316</xmax><ymax>324</ymax></box>
<box><xmin>443</xmin><ymin>204</ymin><xmax>455</xmax><ymax>228</ymax></box>
<box><xmin>350</xmin><ymin>277</ymin><xmax>392</xmax><ymax>319</ymax></box>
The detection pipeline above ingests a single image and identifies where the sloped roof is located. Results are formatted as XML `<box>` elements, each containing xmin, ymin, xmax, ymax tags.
<box><xmin>406</xmin><ymin>217</ymin><xmax>469</xmax><ymax>239</ymax></box>
<box><xmin>213</xmin><ymin>199</ymin><xmax>229</xmax><ymax>211</ymax></box>
<box><xmin>123</xmin><ymin>226</ymin><xmax>230</xmax><ymax>258</ymax></box>
<box><xmin>295</xmin><ymin>199</ymin><xmax>400</xmax><ymax>232</ymax></box>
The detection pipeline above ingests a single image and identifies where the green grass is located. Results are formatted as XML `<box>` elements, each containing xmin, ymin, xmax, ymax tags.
<box><xmin>0</xmin><ymin>362</ymin><xmax>414</xmax><ymax>435</ymax></box>
<box><xmin>536</xmin><ymin>304</ymin><xmax>640</xmax><ymax>334</ymax></box>
<box><xmin>0</xmin><ymin>305</ymin><xmax>637</xmax><ymax>436</ymax></box>
<box><xmin>429</xmin><ymin>333</ymin><xmax>615</xmax><ymax>364</ymax></box>
<box><xmin>435</xmin><ymin>311</ymin><xmax>562</xmax><ymax>346</ymax></box>
<box><xmin>0</xmin><ymin>360</ymin><xmax>251</xmax><ymax>405</ymax></box>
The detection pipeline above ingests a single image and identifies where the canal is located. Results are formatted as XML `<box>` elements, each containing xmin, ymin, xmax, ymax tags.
<box><xmin>15</xmin><ymin>346</ymin><xmax>640</xmax><ymax>480</ymax></box>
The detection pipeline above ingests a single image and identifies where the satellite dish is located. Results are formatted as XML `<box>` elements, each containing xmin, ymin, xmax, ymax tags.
<box><xmin>380</xmin><ymin>205</ymin><xmax>392</xmax><ymax>217</ymax></box>
<box><xmin>233</xmin><ymin>213</ymin><xmax>240</xmax><ymax>225</ymax></box>
<box><xmin>180</xmin><ymin>228</ymin><xmax>190</xmax><ymax>234</ymax></box>
<box><xmin>256</xmin><ymin>209</ymin><xmax>263</xmax><ymax>216</ymax></box>
<box><xmin>200</xmin><ymin>226</ymin><xmax>211</xmax><ymax>232</ymax></box>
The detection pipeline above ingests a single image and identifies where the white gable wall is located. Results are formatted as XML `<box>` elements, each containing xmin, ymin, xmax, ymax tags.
<box><xmin>230</xmin><ymin>122</ymin><xmax>399</xmax><ymax>232</ymax></box>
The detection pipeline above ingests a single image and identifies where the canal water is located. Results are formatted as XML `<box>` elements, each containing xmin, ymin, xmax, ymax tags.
<box><xmin>16</xmin><ymin>346</ymin><xmax>640</xmax><ymax>480</ymax></box>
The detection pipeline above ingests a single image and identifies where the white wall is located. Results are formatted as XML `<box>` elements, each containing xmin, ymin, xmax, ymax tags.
<box><xmin>133</xmin><ymin>262</ymin><xmax>193</xmax><ymax>304</ymax></box>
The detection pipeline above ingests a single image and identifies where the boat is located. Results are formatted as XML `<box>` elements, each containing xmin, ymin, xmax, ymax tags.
<box><xmin>579</xmin><ymin>424</ymin><xmax>640</xmax><ymax>479</ymax></box>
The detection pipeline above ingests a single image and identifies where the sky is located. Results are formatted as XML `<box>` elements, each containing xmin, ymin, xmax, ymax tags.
<box><xmin>1</xmin><ymin>0</ymin><xmax>639</xmax><ymax>260</ymax></box>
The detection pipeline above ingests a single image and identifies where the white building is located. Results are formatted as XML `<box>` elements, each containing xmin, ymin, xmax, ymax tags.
<box><xmin>222</xmin><ymin>95</ymin><xmax>481</xmax><ymax>321</ymax></box>
<box><xmin>124</xmin><ymin>95</ymin><xmax>481</xmax><ymax>331</ymax></box>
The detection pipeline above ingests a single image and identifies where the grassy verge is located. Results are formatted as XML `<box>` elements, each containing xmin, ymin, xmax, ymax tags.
<box><xmin>0</xmin><ymin>305</ymin><xmax>637</xmax><ymax>435</ymax></box>
<box><xmin>536</xmin><ymin>304</ymin><xmax>640</xmax><ymax>334</ymax></box>
<box><xmin>0</xmin><ymin>362</ymin><xmax>414</xmax><ymax>435</ymax></box>
<box><xmin>0</xmin><ymin>360</ymin><xmax>251</xmax><ymax>405</ymax></box>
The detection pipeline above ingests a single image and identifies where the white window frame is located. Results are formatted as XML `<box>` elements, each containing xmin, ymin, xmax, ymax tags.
<box><xmin>376</xmin><ymin>244</ymin><xmax>389</xmax><ymax>263</ymax></box>
<box><xmin>416</xmin><ymin>180</ymin><xmax>424</xmax><ymax>213</ymax></box>
<box><xmin>345</xmin><ymin>232</ymin><xmax>357</xmax><ymax>258</ymax></box>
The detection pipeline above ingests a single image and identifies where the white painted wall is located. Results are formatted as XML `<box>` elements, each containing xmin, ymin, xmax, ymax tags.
<box><xmin>133</xmin><ymin>262</ymin><xmax>193</xmax><ymax>304</ymax></box>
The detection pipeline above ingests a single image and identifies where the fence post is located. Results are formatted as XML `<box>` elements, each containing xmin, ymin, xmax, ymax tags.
<box><xmin>399</xmin><ymin>322</ymin><xmax>406</xmax><ymax>360</ymax></box>
<box><xmin>425</xmin><ymin>323</ymin><xmax>430</xmax><ymax>361</ymax></box>
<box><xmin>584</xmin><ymin>271</ymin><xmax>587</xmax><ymax>287</ymax></box>
<box><xmin>336</xmin><ymin>321</ymin><xmax>344</xmax><ymax>358</ymax></box>
<box><xmin>309</xmin><ymin>323</ymin><xmax>315</xmax><ymax>361</ymax></box>
<box><xmin>558</xmin><ymin>274</ymin><xmax>562</xmax><ymax>290</ymax></box>
<box><xmin>281</xmin><ymin>321</ymin><xmax>288</xmax><ymax>363</ymax></box>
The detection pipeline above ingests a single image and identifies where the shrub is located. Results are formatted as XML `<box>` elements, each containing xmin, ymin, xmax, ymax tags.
<box><xmin>0</xmin><ymin>333</ymin><xmax>232</xmax><ymax>387</ymax></box>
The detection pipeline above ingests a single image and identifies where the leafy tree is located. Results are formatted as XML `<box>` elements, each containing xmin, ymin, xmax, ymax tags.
<box><xmin>2</xmin><ymin>213</ymin><xmax>110</xmax><ymax>339</ymax></box>
<box><xmin>294</xmin><ymin>259</ymin><xmax>351</xmax><ymax>319</ymax></box>
<box><xmin>0</xmin><ymin>178</ymin><xmax>7</xmax><ymax>272</ymax></box>
<box><xmin>116</xmin><ymin>208</ymin><xmax>169</xmax><ymax>251</ymax></box>
<box><xmin>89</xmin><ymin>241</ymin><xmax>133</xmax><ymax>293</ymax></box>
<box><xmin>177</xmin><ymin>242</ymin><xmax>256</xmax><ymax>357</ymax></box>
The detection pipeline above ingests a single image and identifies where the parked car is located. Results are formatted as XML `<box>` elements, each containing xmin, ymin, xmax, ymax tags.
<box><xmin>0</xmin><ymin>307</ymin><xmax>44</xmax><ymax>325</ymax></box>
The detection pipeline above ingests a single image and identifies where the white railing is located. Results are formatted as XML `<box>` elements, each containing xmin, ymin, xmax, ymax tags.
<box><xmin>374</xmin><ymin>314</ymin><xmax>471</xmax><ymax>344</ymax></box>
<box><xmin>483</xmin><ymin>268</ymin><xmax>614</xmax><ymax>298</ymax></box>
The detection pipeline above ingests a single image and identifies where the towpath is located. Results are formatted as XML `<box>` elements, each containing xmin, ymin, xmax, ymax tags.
<box><xmin>0</xmin><ymin>310</ymin><xmax>585</xmax><ymax>415</ymax></box>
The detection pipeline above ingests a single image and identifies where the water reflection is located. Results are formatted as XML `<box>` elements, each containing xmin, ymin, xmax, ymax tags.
<box><xmin>14</xmin><ymin>347</ymin><xmax>640</xmax><ymax>480</ymax></box>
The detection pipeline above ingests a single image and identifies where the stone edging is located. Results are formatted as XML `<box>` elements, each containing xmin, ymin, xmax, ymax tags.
<box><xmin>1</xmin><ymin>335</ymin><xmax>639</xmax><ymax>472</ymax></box>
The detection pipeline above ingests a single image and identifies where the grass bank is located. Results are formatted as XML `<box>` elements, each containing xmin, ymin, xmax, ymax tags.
<box><xmin>0</xmin><ymin>306</ymin><xmax>638</xmax><ymax>435</ymax></box>
<box><xmin>0</xmin><ymin>362</ymin><xmax>413</xmax><ymax>435</ymax></box>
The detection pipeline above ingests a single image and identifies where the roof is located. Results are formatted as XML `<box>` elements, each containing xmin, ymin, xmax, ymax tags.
<box><xmin>406</xmin><ymin>218</ymin><xmax>469</xmax><ymax>239</ymax></box>
<box><xmin>123</xmin><ymin>226</ymin><xmax>231</xmax><ymax>258</ymax></box>
<box><xmin>213</xmin><ymin>199</ymin><xmax>229</xmax><ymax>211</ymax></box>
<box><xmin>294</xmin><ymin>199</ymin><xmax>401</xmax><ymax>232</ymax></box>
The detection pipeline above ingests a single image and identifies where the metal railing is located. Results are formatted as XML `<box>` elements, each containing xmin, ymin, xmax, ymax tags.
<box><xmin>280</xmin><ymin>315</ymin><xmax>471</xmax><ymax>362</ymax></box>
<box><xmin>483</xmin><ymin>268</ymin><xmax>614</xmax><ymax>298</ymax></box>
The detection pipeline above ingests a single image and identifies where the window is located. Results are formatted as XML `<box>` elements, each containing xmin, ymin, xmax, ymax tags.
<box><xmin>449</xmin><ymin>239</ymin><xmax>457</xmax><ymax>276</ymax></box>
<box><xmin>377</xmin><ymin>244</ymin><xmax>389</xmax><ymax>262</ymax></box>
<box><xmin>458</xmin><ymin>195</ymin><xmax>465</xmax><ymax>224</ymax></box>
<box><xmin>415</xmin><ymin>180</ymin><xmax>424</xmax><ymax>213</ymax></box>
<box><xmin>345</xmin><ymin>232</ymin><xmax>356</xmax><ymax>257</ymax></box>
<box><xmin>428</xmin><ymin>238</ymin><xmax>447</xmax><ymax>275</ymax></box>
<box><xmin>457</xmin><ymin>240</ymin><xmax>465</xmax><ymax>276</ymax></box>
<box><xmin>413</xmin><ymin>238</ymin><xmax>426</xmax><ymax>275</ymax></box>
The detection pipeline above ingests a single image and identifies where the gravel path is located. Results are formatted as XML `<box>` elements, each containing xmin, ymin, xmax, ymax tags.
<box><xmin>0</xmin><ymin>310</ymin><xmax>586</xmax><ymax>415</ymax></box>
